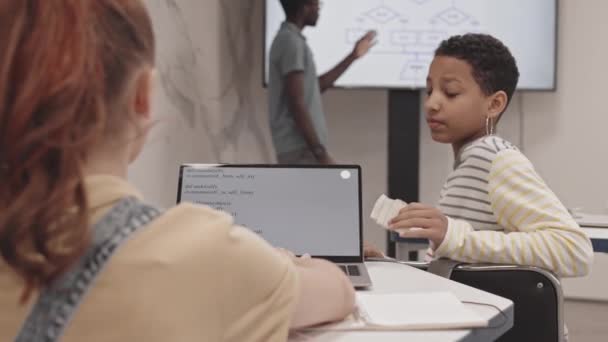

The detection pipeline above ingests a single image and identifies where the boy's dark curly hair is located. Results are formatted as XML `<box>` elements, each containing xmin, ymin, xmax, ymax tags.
<box><xmin>435</xmin><ymin>34</ymin><xmax>520</xmax><ymax>104</ymax></box>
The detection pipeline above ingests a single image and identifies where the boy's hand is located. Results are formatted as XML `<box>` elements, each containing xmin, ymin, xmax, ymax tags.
<box><xmin>388</xmin><ymin>203</ymin><xmax>448</xmax><ymax>247</ymax></box>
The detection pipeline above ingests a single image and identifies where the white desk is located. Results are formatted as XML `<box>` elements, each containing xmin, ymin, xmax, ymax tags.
<box><xmin>575</xmin><ymin>213</ymin><xmax>608</xmax><ymax>253</ymax></box>
<box><xmin>289</xmin><ymin>261</ymin><xmax>513</xmax><ymax>342</ymax></box>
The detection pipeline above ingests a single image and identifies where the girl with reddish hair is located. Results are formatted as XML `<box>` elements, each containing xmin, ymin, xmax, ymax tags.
<box><xmin>0</xmin><ymin>1</ymin><xmax>354</xmax><ymax>341</ymax></box>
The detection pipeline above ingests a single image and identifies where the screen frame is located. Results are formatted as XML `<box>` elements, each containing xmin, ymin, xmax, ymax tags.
<box><xmin>177</xmin><ymin>163</ymin><xmax>365</xmax><ymax>262</ymax></box>
<box><xmin>262</xmin><ymin>0</ymin><xmax>559</xmax><ymax>92</ymax></box>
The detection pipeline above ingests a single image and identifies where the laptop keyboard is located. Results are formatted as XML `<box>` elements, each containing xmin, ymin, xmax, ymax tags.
<box><xmin>339</xmin><ymin>264</ymin><xmax>360</xmax><ymax>276</ymax></box>
<box><xmin>347</xmin><ymin>265</ymin><xmax>360</xmax><ymax>276</ymax></box>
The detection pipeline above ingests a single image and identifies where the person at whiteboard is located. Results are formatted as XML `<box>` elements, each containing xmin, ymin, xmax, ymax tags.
<box><xmin>0</xmin><ymin>1</ymin><xmax>355</xmax><ymax>341</ymax></box>
<box><xmin>269</xmin><ymin>0</ymin><xmax>376</xmax><ymax>164</ymax></box>
<box><xmin>386</xmin><ymin>33</ymin><xmax>593</xmax><ymax>278</ymax></box>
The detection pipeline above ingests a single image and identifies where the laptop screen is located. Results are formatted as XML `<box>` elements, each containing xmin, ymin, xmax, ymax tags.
<box><xmin>177</xmin><ymin>164</ymin><xmax>362</xmax><ymax>260</ymax></box>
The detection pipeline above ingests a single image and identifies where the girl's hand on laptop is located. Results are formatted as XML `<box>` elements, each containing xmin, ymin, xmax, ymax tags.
<box><xmin>388</xmin><ymin>203</ymin><xmax>448</xmax><ymax>247</ymax></box>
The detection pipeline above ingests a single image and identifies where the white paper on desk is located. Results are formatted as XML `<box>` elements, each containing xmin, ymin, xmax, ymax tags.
<box><xmin>299</xmin><ymin>291</ymin><xmax>487</xmax><ymax>332</ymax></box>
<box><xmin>357</xmin><ymin>292</ymin><xmax>487</xmax><ymax>330</ymax></box>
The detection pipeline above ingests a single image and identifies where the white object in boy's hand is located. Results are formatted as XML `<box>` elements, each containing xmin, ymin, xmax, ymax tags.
<box><xmin>370</xmin><ymin>194</ymin><xmax>407</xmax><ymax>228</ymax></box>
<box><xmin>394</xmin><ymin>227</ymin><xmax>425</xmax><ymax>236</ymax></box>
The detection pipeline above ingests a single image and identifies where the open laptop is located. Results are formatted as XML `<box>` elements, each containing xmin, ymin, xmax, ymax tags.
<box><xmin>176</xmin><ymin>164</ymin><xmax>372</xmax><ymax>288</ymax></box>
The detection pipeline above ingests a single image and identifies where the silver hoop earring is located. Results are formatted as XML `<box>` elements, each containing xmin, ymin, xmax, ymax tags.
<box><xmin>485</xmin><ymin>117</ymin><xmax>495</xmax><ymax>136</ymax></box>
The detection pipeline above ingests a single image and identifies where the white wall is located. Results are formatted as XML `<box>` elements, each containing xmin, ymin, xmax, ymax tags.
<box><xmin>131</xmin><ymin>0</ymin><xmax>275</xmax><ymax>209</ymax></box>
<box><xmin>523</xmin><ymin>0</ymin><xmax>608</xmax><ymax>301</ymax></box>
<box><xmin>523</xmin><ymin>0</ymin><xmax>608</xmax><ymax>214</ymax></box>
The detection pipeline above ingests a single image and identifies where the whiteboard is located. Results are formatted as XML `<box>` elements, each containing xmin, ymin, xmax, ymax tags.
<box><xmin>264</xmin><ymin>0</ymin><xmax>557</xmax><ymax>90</ymax></box>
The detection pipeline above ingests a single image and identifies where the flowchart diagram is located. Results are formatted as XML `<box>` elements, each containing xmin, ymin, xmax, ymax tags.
<box><xmin>345</xmin><ymin>0</ymin><xmax>481</xmax><ymax>81</ymax></box>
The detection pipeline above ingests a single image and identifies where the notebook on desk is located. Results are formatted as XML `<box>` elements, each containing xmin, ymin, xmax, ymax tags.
<box><xmin>176</xmin><ymin>164</ymin><xmax>372</xmax><ymax>288</ymax></box>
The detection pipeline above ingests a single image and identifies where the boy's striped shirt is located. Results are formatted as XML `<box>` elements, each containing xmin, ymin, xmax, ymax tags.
<box><xmin>432</xmin><ymin>135</ymin><xmax>593</xmax><ymax>277</ymax></box>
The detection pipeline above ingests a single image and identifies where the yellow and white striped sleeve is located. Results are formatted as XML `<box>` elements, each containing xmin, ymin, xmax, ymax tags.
<box><xmin>434</xmin><ymin>149</ymin><xmax>593</xmax><ymax>277</ymax></box>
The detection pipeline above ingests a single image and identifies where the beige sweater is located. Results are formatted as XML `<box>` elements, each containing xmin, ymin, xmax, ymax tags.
<box><xmin>0</xmin><ymin>175</ymin><xmax>298</xmax><ymax>341</ymax></box>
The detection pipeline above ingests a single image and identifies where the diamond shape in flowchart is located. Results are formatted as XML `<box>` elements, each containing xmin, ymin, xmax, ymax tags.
<box><xmin>365</xmin><ymin>6</ymin><xmax>399</xmax><ymax>24</ymax></box>
<box><xmin>436</xmin><ymin>8</ymin><xmax>470</xmax><ymax>26</ymax></box>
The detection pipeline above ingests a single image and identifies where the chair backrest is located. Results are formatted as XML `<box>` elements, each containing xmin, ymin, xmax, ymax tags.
<box><xmin>450</xmin><ymin>264</ymin><xmax>563</xmax><ymax>342</ymax></box>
